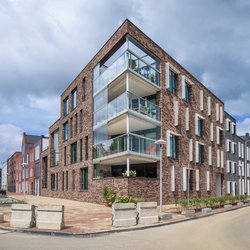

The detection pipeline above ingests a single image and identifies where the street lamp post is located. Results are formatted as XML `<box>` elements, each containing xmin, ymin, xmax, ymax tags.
<box><xmin>22</xmin><ymin>161</ymin><xmax>28</xmax><ymax>200</ymax></box>
<box><xmin>155</xmin><ymin>138</ymin><xmax>167</xmax><ymax>213</ymax></box>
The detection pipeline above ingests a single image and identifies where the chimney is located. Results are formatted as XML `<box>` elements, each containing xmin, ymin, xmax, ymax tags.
<box><xmin>246</xmin><ymin>133</ymin><xmax>249</xmax><ymax>137</ymax></box>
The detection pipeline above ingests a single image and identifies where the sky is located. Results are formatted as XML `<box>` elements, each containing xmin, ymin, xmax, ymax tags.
<box><xmin>1</xmin><ymin>0</ymin><xmax>250</xmax><ymax>164</ymax></box>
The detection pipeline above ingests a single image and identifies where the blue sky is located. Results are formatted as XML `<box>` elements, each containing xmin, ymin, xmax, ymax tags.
<box><xmin>1</xmin><ymin>0</ymin><xmax>250</xmax><ymax>163</ymax></box>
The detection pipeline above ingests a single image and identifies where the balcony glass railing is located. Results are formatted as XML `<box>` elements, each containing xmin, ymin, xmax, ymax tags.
<box><xmin>93</xmin><ymin>133</ymin><xmax>159</xmax><ymax>159</ymax></box>
<box><xmin>93</xmin><ymin>50</ymin><xmax>160</xmax><ymax>94</ymax></box>
<box><xmin>93</xmin><ymin>92</ymin><xmax>160</xmax><ymax>126</ymax></box>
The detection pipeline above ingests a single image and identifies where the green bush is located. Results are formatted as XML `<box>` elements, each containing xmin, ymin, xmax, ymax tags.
<box><xmin>102</xmin><ymin>187</ymin><xmax>116</xmax><ymax>203</ymax></box>
<box><xmin>115</xmin><ymin>196</ymin><xmax>144</xmax><ymax>204</ymax></box>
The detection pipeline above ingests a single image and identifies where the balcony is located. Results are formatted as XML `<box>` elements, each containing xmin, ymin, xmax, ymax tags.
<box><xmin>94</xmin><ymin>50</ymin><xmax>160</xmax><ymax>95</ymax></box>
<box><xmin>93</xmin><ymin>133</ymin><xmax>160</xmax><ymax>160</ymax></box>
<box><xmin>94</xmin><ymin>92</ymin><xmax>160</xmax><ymax>127</ymax></box>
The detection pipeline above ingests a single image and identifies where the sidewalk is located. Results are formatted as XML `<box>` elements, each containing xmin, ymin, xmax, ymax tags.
<box><xmin>0</xmin><ymin>194</ymin><xmax>181</xmax><ymax>234</ymax></box>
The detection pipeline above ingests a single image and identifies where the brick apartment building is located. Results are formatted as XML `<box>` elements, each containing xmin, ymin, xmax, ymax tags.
<box><xmin>40</xmin><ymin>19</ymin><xmax>227</xmax><ymax>204</ymax></box>
<box><xmin>7</xmin><ymin>152</ymin><xmax>22</xmax><ymax>193</ymax></box>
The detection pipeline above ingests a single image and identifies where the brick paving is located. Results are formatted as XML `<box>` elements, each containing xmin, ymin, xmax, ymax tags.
<box><xmin>0</xmin><ymin>194</ymin><xmax>181</xmax><ymax>233</ymax></box>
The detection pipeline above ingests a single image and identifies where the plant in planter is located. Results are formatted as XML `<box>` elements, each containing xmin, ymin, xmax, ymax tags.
<box><xmin>115</xmin><ymin>196</ymin><xmax>144</xmax><ymax>204</ymax></box>
<box><xmin>102</xmin><ymin>187</ymin><xmax>116</xmax><ymax>206</ymax></box>
<box><xmin>122</xmin><ymin>170</ymin><xmax>137</xmax><ymax>177</ymax></box>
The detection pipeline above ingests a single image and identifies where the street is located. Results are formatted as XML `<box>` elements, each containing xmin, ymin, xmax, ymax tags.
<box><xmin>1</xmin><ymin>206</ymin><xmax>250</xmax><ymax>250</ymax></box>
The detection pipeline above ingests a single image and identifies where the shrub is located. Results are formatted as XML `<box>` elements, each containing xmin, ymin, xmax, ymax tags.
<box><xmin>102</xmin><ymin>187</ymin><xmax>116</xmax><ymax>203</ymax></box>
<box><xmin>177</xmin><ymin>199</ymin><xmax>188</xmax><ymax>210</ymax></box>
<box><xmin>115</xmin><ymin>196</ymin><xmax>144</xmax><ymax>203</ymax></box>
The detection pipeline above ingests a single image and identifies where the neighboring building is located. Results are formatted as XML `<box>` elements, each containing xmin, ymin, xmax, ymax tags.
<box><xmin>41</xmin><ymin>19</ymin><xmax>226</xmax><ymax>204</ymax></box>
<box><xmin>0</xmin><ymin>167</ymin><xmax>2</xmax><ymax>189</ymax></box>
<box><xmin>7</xmin><ymin>152</ymin><xmax>22</xmax><ymax>193</ymax></box>
<box><xmin>224</xmin><ymin>112</ymin><xmax>237</xmax><ymax>195</ymax></box>
<box><xmin>239</xmin><ymin>133</ymin><xmax>250</xmax><ymax>195</ymax></box>
<box><xmin>34</xmin><ymin>136</ymin><xmax>49</xmax><ymax>196</ymax></box>
<box><xmin>21</xmin><ymin>132</ymin><xmax>41</xmax><ymax>194</ymax></box>
<box><xmin>1</xmin><ymin>162</ymin><xmax>7</xmax><ymax>191</ymax></box>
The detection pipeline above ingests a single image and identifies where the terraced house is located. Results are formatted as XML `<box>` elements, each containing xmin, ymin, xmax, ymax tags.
<box><xmin>41</xmin><ymin>19</ymin><xmax>226</xmax><ymax>204</ymax></box>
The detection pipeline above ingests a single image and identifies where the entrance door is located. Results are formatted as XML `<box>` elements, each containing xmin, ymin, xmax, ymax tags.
<box><xmin>216</xmin><ymin>174</ymin><xmax>222</xmax><ymax>197</ymax></box>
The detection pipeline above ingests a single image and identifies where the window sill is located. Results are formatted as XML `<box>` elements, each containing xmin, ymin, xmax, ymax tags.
<box><xmin>80</xmin><ymin>189</ymin><xmax>88</xmax><ymax>192</ymax></box>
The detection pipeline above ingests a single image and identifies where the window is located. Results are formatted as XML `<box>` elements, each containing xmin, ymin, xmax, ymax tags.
<box><xmin>66</xmin><ymin>171</ymin><xmax>68</xmax><ymax>191</ymax></box>
<box><xmin>42</xmin><ymin>157</ymin><xmax>48</xmax><ymax>188</ymax></box>
<box><xmin>85</xmin><ymin>136</ymin><xmax>89</xmax><ymax>160</ymax></box>
<box><xmin>168</xmin><ymin>134</ymin><xmax>178</xmax><ymax>159</ymax></box>
<box><xmin>80</xmin><ymin>168</ymin><xmax>88</xmax><ymax>191</ymax></box>
<box><xmin>64</xmin><ymin>146</ymin><xmax>66</xmax><ymax>165</ymax></box>
<box><xmin>195</xmin><ymin>114</ymin><xmax>204</xmax><ymax>137</ymax></box>
<box><xmin>70</xmin><ymin>117</ymin><xmax>73</xmax><ymax>138</ymax></box>
<box><xmin>168</xmin><ymin>70</ymin><xmax>177</xmax><ymax>94</ymax></box>
<box><xmin>217</xmin><ymin>127</ymin><xmax>223</xmax><ymax>145</ymax></box>
<box><xmin>53</xmin><ymin>130</ymin><xmax>59</xmax><ymax>166</ymax></box>
<box><xmin>196</xmin><ymin>142</ymin><xmax>204</xmax><ymax>164</ymax></box>
<box><xmin>71</xmin><ymin>142</ymin><xmax>77</xmax><ymax>164</ymax></box>
<box><xmin>184</xmin><ymin>82</ymin><xmax>191</xmax><ymax>103</ymax></box>
<box><xmin>56</xmin><ymin>173</ymin><xmax>58</xmax><ymax>190</ymax></box>
<box><xmin>72</xmin><ymin>170</ymin><xmax>75</xmax><ymax>191</ymax></box>
<box><xmin>183</xmin><ymin>168</ymin><xmax>194</xmax><ymax>191</ymax></box>
<box><xmin>75</xmin><ymin>113</ymin><xmax>78</xmax><ymax>136</ymax></box>
<box><xmin>80</xmin><ymin>139</ymin><xmax>83</xmax><ymax>161</ymax></box>
<box><xmin>62</xmin><ymin>172</ymin><xmax>64</xmax><ymax>191</ymax></box>
<box><xmin>51</xmin><ymin>174</ymin><xmax>55</xmax><ymax>191</ymax></box>
<box><xmin>63</xmin><ymin>122</ymin><xmax>68</xmax><ymax>141</ymax></box>
<box><xmin>71</xmin><ymin>88</ymin><xmax>77</xmax><ymax>109</ymax></box>
<box><xmin>82</xmin><ymin>78</ymin><xmax>86</xmax><ymax>101</ymax></box>
<box><xmin>63</xmin><ymin>97</ymin><xmax>69</xmax><ymax>116</ymax></box>
<box><xmin>80</xmin><ymin>110</ymin><xmax>83</xmax><ymax>133</ymax></box>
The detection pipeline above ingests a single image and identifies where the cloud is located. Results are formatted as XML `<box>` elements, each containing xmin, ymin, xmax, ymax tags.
<box><xmin>0</xmin><ymin>124</ymin><xmax>22</xmax><ymax>163</ymax></box>
<box><xmin>237</xmin><ymin>118</ymin><xmax>250</xmax><ymax>136</ymax></box>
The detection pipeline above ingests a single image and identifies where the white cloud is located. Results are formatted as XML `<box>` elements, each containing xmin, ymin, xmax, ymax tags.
<box><xmin>237</xmin><ymin>118</ymin><xmax>250</xmax><ymax>136</ymax></box>
<box><xmin>0</xmin><ymin>124</ymin><xmax>22</xmax><ymax>163</ymax></box>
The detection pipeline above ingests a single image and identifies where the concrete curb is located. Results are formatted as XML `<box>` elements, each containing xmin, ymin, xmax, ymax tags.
<box><xmin>0</xmin><ymin>203</ymin><xmax>249</xmax><ymax>238</ymax></box>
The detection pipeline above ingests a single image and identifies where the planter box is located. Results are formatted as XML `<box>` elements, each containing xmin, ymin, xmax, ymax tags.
<box><xmin>112</xmin><ymin>203</ymin><xmax>137</xmax><ymax>227</ymax></box>
<box><xmin>159</xmin><ymin>213</ymin><xmax>172</xmax><ymax>221</ymax></box>
<box><xmin>36</xmin><ymin>205</ymin><xmax>64</xmax><ymax>230</ymax></box>
<box><xmin>0</xmin><ymin>213</ymin><xmax>3</xmax><ymax>223</ymax></box>
<box><xmin>202</xmin><ymin>208</ymin><xmax>212</xmax><ymax>214</ymax></box>
<box><xmin>137</xmin><ymin>202</ymin><xmax>158</xmax><ymax>225</ymax></box>
<box><xmin>224</xmin><ymin>204</ymin><xmax>232</xmax><ymax>210</ymax></box>
<box><xmin>10</xmin><ymin>204</ymin><xmax>35</xmax><ymax>228</ymax></box>
<box><xmin>181</xmin><ymin>209</ymin><xmax>196</xmax><ymax>217</ymax></box>
<box><xmin>237</xmin><ymin>202</ymin><xmax>244</xmax><ymax>207</ymax></box>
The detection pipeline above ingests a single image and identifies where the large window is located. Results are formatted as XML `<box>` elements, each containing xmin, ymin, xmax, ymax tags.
<box><xmin>197</xmin><ymin>143</ymin><xmax>205</xmax><ymax>164</ymax></box>
<box><xmin>184</xmin><ymin>82</ymin><xmax>191</xmax><ymax>103</ymax></box>
<box><xmin>80</xmin><ymin>168</ymin><xmax>88</xmax><ymax>191</ymax></box>
<box><xmin>169</xmin><ymin>134</ymin><xmax>178</xmax><ymax>159</ymax></box>
<box><xmin>51</xmin><ymin>174</ymin><xmax>55</xmax><ymax>191</ymax></box>
<box><xmin>71</xmin><ymin>142</ymin><xmax>77</xmax><ymax>164</ymax></box>
<box><xmin>168</xmin><ymin>70</ymin><xmax>177</xmax><ymax>94</ymax></box>
<box><xmin>80</xmin><ymin>139</ymin><xmax>83</xmax><ymax>161</ymax></box>
<box><xmin>63</xmin><ymin>122</ymin><xmax>68</xmax><ymax>141</ymax></box>
<box><xmin>71</xmin><ymin>88</ymin><xmax>77</xmax><ymax>109</ymax></box>
<box><xmin>62</xmin><ymin>172</ymin><xmax>64</xmax><ymax>191</ymax></box>
<box><xmin>72</xmin><ymin>170</ymin><xmax>75</xmax><ymax>191</ymax></box>
<box><xmin>197</xmin><ymin>117</ymin><xmax>203</xmax><ymax>137</ymax></box>
<box><xmin>85</xmin><ymin>136</ymin><xmax>89</xmax><ymax>160</ymax></box>
<box><xmin>63</xmin><ymin>97</ymin><xmax>69</xmax><ymax>116</ymax></box>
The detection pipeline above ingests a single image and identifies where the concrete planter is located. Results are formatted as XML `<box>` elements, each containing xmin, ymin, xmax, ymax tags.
<box><xmin>224</xmin><ymin>204</ymin><xmax>232</xmax><ymax>210</ymax></box>
<box><xmin>181</xmin><ymin>209</ymin><xmax>196</xmax><ymax>217</ymax></box>
<box><xmin>159</xmin><ymin>213</ymin><xmax>173</xmax><ymax>221</ymax></box>
<box><xmin>202</xmin><ymin>208</ymin><xmax>212</xmax><ymax>214</ymax></box>
<box><xmin>237</xmin><ymin>202</ymin><xmax>244</xmax><ymax>207</ymax></box>
<box><xmin>137</xmin><ymin>202</ymin><xmax>158</xmax><ymax>225</ymax></box>
<box><xmin>112</xmin><ymin>203</ymin><xmax>137</xmax><ymax>227</ymax></box>
<box><xmin>0</xmin><ymin>212</ymin><xmax>3</xmax><ymax>223</ymax></box>
<box><xmin>10</xmin><ymin>204</ymin><xmax>35</xmax><ymax>228</ymax></box>
<box><xmin>36</xmin><ymin>205</ymin><xmax>64</xmax><ymax>230</ymax></box>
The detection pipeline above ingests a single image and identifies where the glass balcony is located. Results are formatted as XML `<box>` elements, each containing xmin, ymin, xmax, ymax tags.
<box><xmin>94</xmin><ymin>92</ymin><xmax>161</xmax><ymax>126</ymax></box>
<box><xmin>94</xmin><ymin>50</ymin><xmax>160</xmax><ymax>95</ymax></box>
<box><xmin>93</xmin><ymin>133</ymin><xmax>159</xmax><ymax>159</ymax></box>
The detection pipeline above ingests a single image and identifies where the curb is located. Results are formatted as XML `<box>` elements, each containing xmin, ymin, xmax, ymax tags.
<box><xmin>0</xmin><ymin>203</ymin><xmax>249</xmax><ymax>238</ymax></box>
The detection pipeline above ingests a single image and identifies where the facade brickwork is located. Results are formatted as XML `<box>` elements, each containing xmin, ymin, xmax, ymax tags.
<box><xmin>41</xmin><ymin>19</ymin><xmax>226</xmax><ymax>204</ymax></box>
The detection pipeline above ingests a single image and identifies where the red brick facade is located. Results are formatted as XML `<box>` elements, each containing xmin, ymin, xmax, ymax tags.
<box><xmin>41</xmin><ymin>19</ymin><xmax>225</xmax><ymax>204</ymax></box>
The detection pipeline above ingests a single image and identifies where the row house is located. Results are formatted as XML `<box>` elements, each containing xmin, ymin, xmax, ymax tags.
<box><xmin>41</xmin><ymin>19</ymin><xmax>226</xmax><ymax>204</ymax></box>
<box><xmin>7</xmin><ymin>152</ymin><xmax>22</xmax><ymax>193</ymax></box>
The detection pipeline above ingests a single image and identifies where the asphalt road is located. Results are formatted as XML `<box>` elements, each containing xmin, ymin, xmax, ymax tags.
<box><xmin>1</xmin><ymin>207</ymin><xmax>250</xmax><ymax>250</ymax></box>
